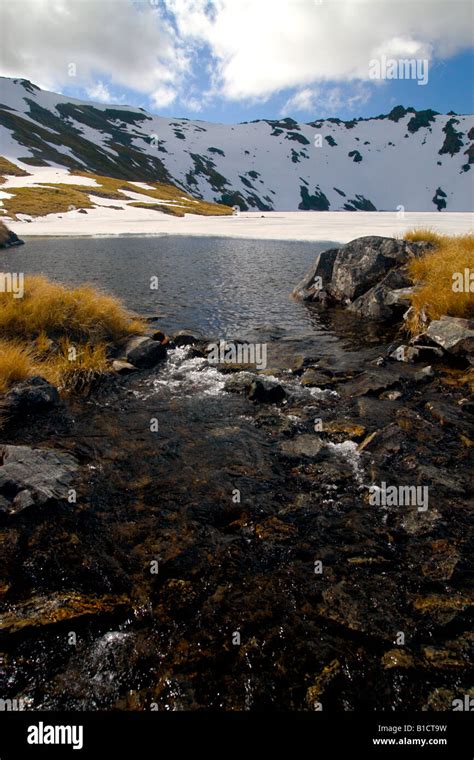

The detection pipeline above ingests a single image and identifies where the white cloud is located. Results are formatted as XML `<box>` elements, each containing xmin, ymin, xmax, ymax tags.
<box><xmin>151</xmin><ymin>85</ymin><xmax>177</xmax><ymax>108</ymax></box>
<box><xmin>281</xmin><ymin>83</ymin><xmax>371</xmax><ymax>117</ymax></box>
<box><xmin>0</xmin><ymin>0</ymin><xmax>185</xmax><ymax>96</ymax></box>
<box><xmin>0</xmin><ymin>0</ymin><xmax>472</xmax><ymax>112</ymax></box>
<box><xmin>86</xmin><ymin>81</ymin><xmax>118</xmax><ymax>104</ymax></box>
<box><xmin>165</xmin><ymin>0</ymin><xmax>473</xmax><ymax>100</ymax></box>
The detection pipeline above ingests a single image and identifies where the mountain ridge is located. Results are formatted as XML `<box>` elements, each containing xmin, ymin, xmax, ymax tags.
<box><xmin>1</xmin><ymin>76</ymin><xmax>473</xmax><ymax>212</ymax></box>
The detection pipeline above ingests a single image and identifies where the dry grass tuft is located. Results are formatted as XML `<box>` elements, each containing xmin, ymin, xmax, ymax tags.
<box><xmin>404</xmin><ymin>230</ymin><xmax>474</xmax><ymax>335</ymax></box>
<box><xmin>0</xmin><ymin>340</ymin><xmax>34</xmax><ymax>394</ymax></box>
<box><xmin>0</xmin><ymin>276</ymin><xmax>144</xmax><ymax>394</ymax></box>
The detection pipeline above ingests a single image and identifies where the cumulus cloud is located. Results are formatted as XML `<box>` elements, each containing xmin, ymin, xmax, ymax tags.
<box><xmin>0</xmin><ymin>0</ymin><xmax>472</xmax><ymax>112</ymax></box>
<box><xmin>165</xmin><ymin>0</ymin><xmax>473</xmax><ymax>100</ymax></box>
<box><xmin>0</xmin><ymin>0</ymin><xmax>186</xmax><ymax>95</ymax></box>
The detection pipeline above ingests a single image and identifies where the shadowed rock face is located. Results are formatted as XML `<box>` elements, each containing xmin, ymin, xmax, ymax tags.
<box><xmin>0</xmin><ymin>225</ymin><xmax>23</xmax><ymax>249</ymax></box>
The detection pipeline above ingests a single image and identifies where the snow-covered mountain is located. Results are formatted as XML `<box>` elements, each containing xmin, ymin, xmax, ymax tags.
<box><xmin>1</xmin><ymin>77</ymin><xmax>473</xmax><ymax>212</ymax></box>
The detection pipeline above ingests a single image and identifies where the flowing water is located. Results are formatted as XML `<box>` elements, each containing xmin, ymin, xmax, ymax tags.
<box><xmin>1</xmin><ymin>236</ymin><xmax>465</xmax><ymax>712</ymax></box>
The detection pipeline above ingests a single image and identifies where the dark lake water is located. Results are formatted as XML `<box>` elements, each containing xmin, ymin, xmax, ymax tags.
<box><xmin>0</xmin><ymin>235</ymin><xmax>337</xmax><ymax>340</ymax></box>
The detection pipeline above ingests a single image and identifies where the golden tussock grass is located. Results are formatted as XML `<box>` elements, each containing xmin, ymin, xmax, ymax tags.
<box><xmin>1</xmin><ymin>170</ymin><xmax>233</xmax><ymax>218</ymax></box>
<box><xmin>0</xmin><ymin>340</ymin><xmax>34</xmax><ymax>394</ymax></box>
<box><xmin>0</xmin><ymin>276</ymin><xmax>144</xmax><ymax>393</ymax></box>
<box><xmin>404</xmin><ymin>230</ymin><xmax>474</xmax><ymax>335</ymax></box>
<box><xmin>0</xmin><ymin>156</ymin><xmax>30</xmax><ymax>178</ymax></box>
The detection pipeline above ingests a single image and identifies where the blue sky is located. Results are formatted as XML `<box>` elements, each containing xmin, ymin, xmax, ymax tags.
<box><xmin>2</xmin><ymin>0</ymin><xmax>473</xmax><ymax>123</ymax></box>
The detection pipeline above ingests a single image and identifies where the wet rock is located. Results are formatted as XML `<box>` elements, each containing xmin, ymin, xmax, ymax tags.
<box><xmin>173</xmin><ymin>330</ymin><xmax>202</xmax><ymax>346</ymax></box>
<box><xmin>0</xmin><ymin>445</ymin><xmax>79</xmax><ymax>514</ymax></box>
<box><xmin>381</xmin><ymin>649</ymin><xmax>415</xmax><ymax>669</ymax></box>
<box><xmin>0</xmin><ymin>593</ymin><xmax>128</xmax><ymax>633</ymax></box>
<box><xmin>279</xmin><ymin>434</ymin><xmax>325</xmax><ymax>459</ymax></box>
<box><xmin>150</xmin><ymin>330</ymin><xmax>166</xmax><ymax>342</ymax></box>
<box><xmin>224</xmin><ymin>372</ymin><xmax>255</xmax><ymax>394</ymax></box>
<box><xmin>425</xmin><ymin>317</ymin><xmax>474</xmax><ymax>362</ymax></box>
<box><xmin>340</xmin><ymin>369</ymin><xmax>404</xmax><ymax>398</ymax></box>
<box><xmin>0</xmin><ymin>227</ymin><xmax>24</xmax><ymax>249</ymax></box>
<box><xmin>255</xmin><ymin>516</ymin><xmax>297</xmax><ymax>541</ymax></box>
<box><xmin>292</xmin><ymin>247</ymin><xmax>339</xmax><ymax>301</ymax></box>
<box><xmin>300</xmin><ymin>369</ymin><xmax>338</xmax><ymax>388</ymax></box>
<box><xmin>410</xmin><ymin>594</ymin><xmax>472</xmax><ymax>626</ymax></box>
<box><xmin>3</xmin><ymin>376</ymin><xmax>60</xmax><ymax>413</ymax></box>
<box><xmin>323</xmin><ymin>420</ymin><xmax>366</xmax><ymax>440</ymax></box>
<box><xmin>414</xmin><ymin>365</ymin><xmax>435</xmax><ymax>382</ymax></box>
<box><xmin>419</xmin><ymin>539</ymin><xmax>460</xmax><ymax>581</ymax></box>
<box><xmin>247</xmin><ymin>379</ymin><xmax>286</xmax><ymax>403</ymax></box>
<box><xmin>422</xmin><ymin>634</ymin><xmax>473</xmax><ymax>669</ymax></box>
<box><xmin>112</xmin><ymin>360</ymin><xmax>138</xmax><ymax>374</ymax></box>
<box><xmin>305</xmin><ymin>659</ymin><xmax>341</xmax><ymax>708</ymax></box>
<box><xmin>122</xmin><ymin>336</ymin><xmax>167</xmax><ymax>369</ymax></box>
<box><xmin>319</xmin><ymin>579</ymin><xmax>408</xmax><ymax>640</ymax></box>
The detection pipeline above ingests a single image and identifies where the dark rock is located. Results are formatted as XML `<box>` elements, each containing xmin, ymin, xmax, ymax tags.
<box><xmin>173</xmin><ymin>330</ymin><xmax>202</xmax><ymax>346</ymax></box>
<box><xmin>0</xmin><ymin>445</ymin><xmax>79</xmax><ymax>514</ymax></box>
<box><xmin>224</xmin><ymin>372</ymin><xmax>255</xmax><ymax>394</ymax></box>
<box><xmin>150</xmin><ymin>330</ymin><xmax>166</xmax><ymax>343</ymax></box>
<box><xmin>327</xmin><ymin>236</ymin><xmax>424</xmax><ymax>303</ymax></box>
<box><xmin>3</xmin><ymin>376</ymin><xmax>60</xmax><ymax>413</ymax></box>
<box><xmin>292</xmin><ymin>247</ymin><xmax>339</xmax><ymax>301</ymax></box>
<box><xmin>348</xmin><ymin>268</ymin><xmax>413</xmax><ymax>320</ymax></box>
<box><xmin>340</xmin><ymin>369</ymin><xmax>404</xmax><ymax>398</ymax></box>
<box><xmin>0</xmin><ymin>227</ymin><xmax>24</xmax><ymax>249</ymax></box>
<box><xmin>300</xmin><ymin>368</ymin><xmax>338</xmax><ymax>387</ymax></box>
<box><xmin>279</xmin><ymin>434</ymin><xmax>325</xmax><ymax>459</ymax></box>
<box><xmin>293</xmin><ymin>237</ymin><xmax>429</xmax><ymax>318</ymax></box>
<box><xmin>123</xmin><ymin>336</ymin><xmax>167</xmax><ymax>369</ymax></box>
<box><xmin>247</xmin><ymin>379</ymin><xmax>286</xmax><ymax>403</ymax></box>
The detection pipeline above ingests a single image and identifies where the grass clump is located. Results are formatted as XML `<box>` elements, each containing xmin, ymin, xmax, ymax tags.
<box><xmin>0</xmin><ymin>276</ymin><xmax>144</xmax><ymax>394</ymax></box>
<box><xmin>0</xmin><ymin>340</ymin><xmax>34</xmax><ymax>394</ymax></box>
<box><xmin>3</xmin><ymin>186</ymin><xmax>94</xmax><ymax>219</ymax></box>
<box><xmin>404</xmin><ymin>230</ymin><xmax>474</xmax><ymax>335</ymax></box>
<box><xmin>403</xmin><ymin>228</ymin><xmax>445</xmax><ymax>246</ymax></box>
<box><xmin>0</xmin><ymin>156</ymin><xmax>31</xmax><ymax>185</ymax></box>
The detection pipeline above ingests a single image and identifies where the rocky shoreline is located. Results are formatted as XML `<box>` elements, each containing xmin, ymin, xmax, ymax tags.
<box><xmin>0</xmin><ymin>235</ymin><xmax>472</xmax><ymax>710</ymax></box>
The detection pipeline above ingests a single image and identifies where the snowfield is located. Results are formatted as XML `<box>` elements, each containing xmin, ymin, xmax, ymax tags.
<box><xmin>7</xmin><ymin>210</ymin><xmax>473</xmax><ymax>243</ymax></box>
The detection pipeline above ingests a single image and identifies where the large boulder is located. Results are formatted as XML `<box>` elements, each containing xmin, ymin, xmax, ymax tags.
<box><xmin>327</xmin><ymin>236</ymin><xmax>424</xmax><ymax>304</ymax></box>
<box><xmin>0</xmin><ymin>445</ymin><xmax>79</xmax><ymax>515</ymax></box>
<box><xmin>293</xmin><ymin>237</ymin><xmax>428</xmax><ymax>315</ymax></box>
<box><xmin>122</xmin><ymin>336</ymin><xmax>167</xmax><ymax>369</ymax></box>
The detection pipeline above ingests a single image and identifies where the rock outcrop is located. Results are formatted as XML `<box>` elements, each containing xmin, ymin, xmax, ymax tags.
<box><xmin>293</xmin><ymin>236</ymin><xmax>429</xmax><ymax>320</ymax></box>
